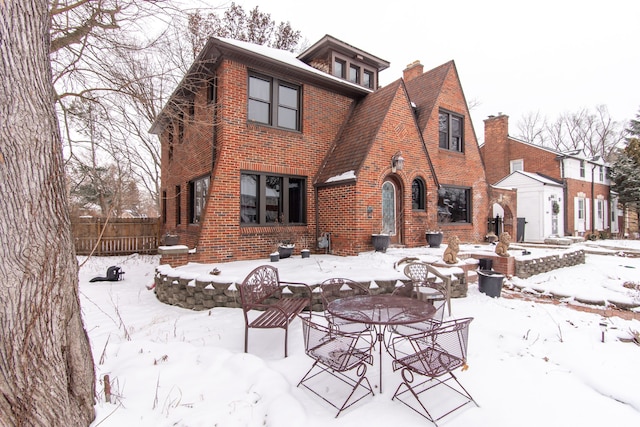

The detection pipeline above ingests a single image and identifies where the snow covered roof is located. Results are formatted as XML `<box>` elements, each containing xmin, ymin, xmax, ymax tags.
<box><xmin>495</xmin><ymin>170</ymin><xmax>564</xmax><ymax>187</ymax></box>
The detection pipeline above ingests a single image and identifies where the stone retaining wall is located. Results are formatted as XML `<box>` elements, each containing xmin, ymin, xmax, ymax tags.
<box><xmin>153</xmin><ymin>271</ymin><xmax>469</xmax><ymax>311</ymax></box>
<box><xmin>514</xmin><ymin>249</ymin><xmax>585</xmax><ymax>279</ymax></box>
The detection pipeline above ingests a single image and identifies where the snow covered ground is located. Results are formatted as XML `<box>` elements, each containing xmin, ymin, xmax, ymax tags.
<box><xmin>81</xmin><ymin>240</ymin><xmax>640</xmax><ymax>427</ymax></box>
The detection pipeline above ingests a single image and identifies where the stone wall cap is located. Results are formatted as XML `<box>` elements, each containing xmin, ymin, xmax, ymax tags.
<box><xmin>158</xmin><ymin>245</ymin><xmax>190</xmax><ymax>255</ymax></box>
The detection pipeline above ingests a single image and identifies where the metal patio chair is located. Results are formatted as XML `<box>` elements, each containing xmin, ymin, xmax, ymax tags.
<box><xmin>238</xmin><ymin>265</ymin><xmax>312</xmax><ymax>357</ymax></box>
<box><xmin>403</xmin><ymin>262</ymin><xmax>452</xmax><ymax>317</ymax></box>
<box><xmin>297</xmin><ymin>313</ymin><xmax>374</xmax><ymax>417</ymax></box>
<box><xmin>319</xmin><ymin>278</ymin><xmax>373</xmax><ymax>340</ymax></box>
<box><xmin>389</xmin><ymin>317</ymin><xmax>477</xmax><ymax>425</ymax></box>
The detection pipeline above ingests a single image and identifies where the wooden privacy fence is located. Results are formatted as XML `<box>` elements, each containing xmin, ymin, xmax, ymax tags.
<box><xmin>72</xmin><ymin>217</ymin><xmax>161</xmax><ymax>255</ymax></box>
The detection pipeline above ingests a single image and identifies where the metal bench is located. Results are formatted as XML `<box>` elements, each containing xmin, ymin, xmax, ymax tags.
<box><xmin>238</xmin><ymin>265</ymin><xmax>312</xmax><ymax>357</ymax></box>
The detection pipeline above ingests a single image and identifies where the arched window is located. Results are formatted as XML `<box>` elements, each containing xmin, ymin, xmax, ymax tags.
<box><xmin>382</xmin><ymin>181</ymin><xmax>396</xmax><ymax>234</ymax></box>
<box><xmin>412</xmin><ymin>178</ymin><xmax>425</xmax><ymax>210</ymax></box>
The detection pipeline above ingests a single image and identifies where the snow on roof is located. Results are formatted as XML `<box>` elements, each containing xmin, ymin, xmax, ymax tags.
<box><xmin>496</xmin><ymin>170</ymin><xmax>563</xmax><ymax>186</ymax></box>
<box><xmin>325</xmin><ymin>170</ymin><xmax>356</xmax><ymax>183</ymax></box>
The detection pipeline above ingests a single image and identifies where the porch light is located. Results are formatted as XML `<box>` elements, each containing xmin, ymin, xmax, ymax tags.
<box><xmin>391</xmin><ymin>151</ymin><xmax>405</xmax><ymax>173</ymax></box>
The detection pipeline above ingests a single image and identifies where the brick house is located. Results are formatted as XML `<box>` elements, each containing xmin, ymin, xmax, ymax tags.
<box><xmin>481</xmin><ymin>114</ymin><xmax>618</xmax><ymax>238</ymax></box>
<box><xmin>151</xmin><ymin>35</ymin><xmax>497</xmax><ymax>266</ymax></box>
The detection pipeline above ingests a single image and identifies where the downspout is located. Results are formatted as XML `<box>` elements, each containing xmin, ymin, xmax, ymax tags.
<box><xmin>315</xmin><ymin>185</ymin><xmax>320</xmax><ymax>251</ymax></box>
<box><xmin>591</xmin><ymin>163</ymin><xmax>597</xmax><ymax>235</ymax></box>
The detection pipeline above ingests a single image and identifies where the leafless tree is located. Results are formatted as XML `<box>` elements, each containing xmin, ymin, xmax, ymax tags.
<box><xmin>55</xmin><ymin>1</ymin><xmax>302</xmax><ymax>217</ymax></box>
<box><xmin>516</xmin><ymin>111</ymin><xmax>547</xmax><ymax>146</ymax></box>
<box><xmin>0</xmin><ymin>1</ymin><xmax>95</xmax><ymax>425</ymax></box>
<box><xmin>516</xmin><ymin>105</ymin><xmax>625</xmax><ymax>161</ymax></box>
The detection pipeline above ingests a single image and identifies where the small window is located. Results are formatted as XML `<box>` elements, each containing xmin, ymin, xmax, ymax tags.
<box><xmin>580</xmin><ymin>160</ymin><xmax>585</xmax><ymax>178</ymax></box>
<box><xmin>207</xmin><ymin>77</ymin><xmax>217</xmax><ymax>104</ymax></box>
<box><xmin>188</xmin><ymin>102</ymin><xmax>195</xmax><ymax>120</ymax></box>
<box><xmin>334</xmin><ymin>59</ymin><xmax>345</xmax><ymax>78</ymax></box>
<box><xmin>363</xmin><ymin>70</ymin><xmax>374</xmax><ymax>88</ymax></box>
<box><xmin>167</xmin><ymin>128</ymin><xmax>174</xmax><ymax>162</ymax></box>
<box><xmin>349</xmin><ymin>65</ymin><xmax>360</xmax><ymax>84</ymax></box>
<box><xmin>241</xmin><ymin>172</ymin><xmax>306</xmax><ymax>226</ymax></box>
<box><xmin>412</xmin><ymin>178</ymin><xmax>425</xmax><ymax>210</ymax></box>
<box><xmin>439</xmin><ymin>111</ymin><xmax>464</xmax><ymax>152</ymax></box>
<box><xmin>162</xmin><ymin>190</ymin><xmax>167</xmax><ymax>224</ymax></box>
<box><xmin>510</xmin><ymin>159</ymin><xmax>523</xmax><ymax>173</ymax></box>
<box><xmin>177</xmin><ymin>111</ymin><xmax>184</xmax><ymax>143</ymax></box>
<box><xmin>189</xmin><ymin>176</ymin><xmax>210</xmax><ymax>224</ymax></box>
<box><xmin>175</xmin><ymin>185</ymin><xmax>182</xmax><ymax>226</ymax></box>
<box><xmin>599</xmin><ymin>165</ymin><xmax>604</xmax><ymax>181</ymax></box>
<box><xmin>437</xmin><ymin>186</ymin><xmax>471</xmax><ymax>223</ymax></box>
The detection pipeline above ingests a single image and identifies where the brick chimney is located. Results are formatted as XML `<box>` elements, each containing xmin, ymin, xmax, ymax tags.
<box><xmin>403</xmin><ymin>60</ymin><xmax>424</xmax><ymax>81</ymax></box>
<box><xmin>483</xmin><ymin>113</ymin><xmax>510</xmax><ymax>184</ymax></box>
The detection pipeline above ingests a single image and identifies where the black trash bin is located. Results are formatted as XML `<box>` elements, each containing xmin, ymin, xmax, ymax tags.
<box><xmin>478</xmin><ymin>270</ymin><xmax>504</xmax><ymax>298</ymax></box>
<box><xmin>478</xmin><ymin>258</ymin><xmax>493</xmax><ymax>271</ymax></box>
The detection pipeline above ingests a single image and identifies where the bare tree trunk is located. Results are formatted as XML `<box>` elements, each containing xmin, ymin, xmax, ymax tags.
<box><xmin>0</xmin><ymin>1</ymin><xmax>95</xmax><ymax>426</ymax></box>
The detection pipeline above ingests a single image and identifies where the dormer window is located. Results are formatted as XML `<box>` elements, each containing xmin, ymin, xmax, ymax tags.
<box><xmin>363</xmin><ymin>70</ymin><xmax>374</xmax><ymax>89</ymax></box>
<box><xmin>330</xmin><ymin>53</ymin><xmax>377</xmax><ymax>89</ymax></box>
<box><xmin>333</xmin><ymin>59</ymin><xmax>345</xmax><ymax>78</ymax></box>
<box><xmin>349</xmin><ymin>64</ymin><xmax>360</xmax><ymax>84</ymax></box>
<box><xmin>298</xmin><ymin>35</ymin><xmax>389</xmax><ymax>91</ymax></box>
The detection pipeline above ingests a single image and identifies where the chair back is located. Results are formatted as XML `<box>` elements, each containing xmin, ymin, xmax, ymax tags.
<box><xmin>404</xmin><ymin>262</ymin><xmax>448</xmax><ymax>294</ymax></box>
<box><xmin>300</xmin><ymin>314</ymin><xmax>372</xmax><ymax>372</ymax></box>
<box><xmin>319</xmin><ymin>278</ymin><xmax>370</xmax><ymax>310</ymax></box>
<box><xmin>392</xmin><ymin>317</ymin><xmax>473</xmax><ymax>377</ymax></box>
<box><xmin>238</xmin><ymin>265</ymin><xmax>280</xmax><ymax>307</ymax></box>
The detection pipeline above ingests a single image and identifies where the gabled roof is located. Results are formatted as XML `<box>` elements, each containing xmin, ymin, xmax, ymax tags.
<box><xmin>404</xmin><ymin>61</ymin><xmax>454</xmax><ymax>131</ymax></box>
<box><xmin>315</xmin><ymin>80</ymin><xmax>403</xmax><ymax>185</ymax></box>
<box><xmin>495</xmin><ymin>170</ymin><xmax>563</xmax><ymax>187</ymax></box>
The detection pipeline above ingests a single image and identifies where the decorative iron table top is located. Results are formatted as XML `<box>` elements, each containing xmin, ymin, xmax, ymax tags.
<box><xmin>327</xmin><ymin>295</ymin><xmax>436</xmax><ymax>326</ymax></box>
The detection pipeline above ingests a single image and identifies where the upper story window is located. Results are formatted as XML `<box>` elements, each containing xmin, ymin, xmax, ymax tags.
<box><xmin>439</xmin><ymin>111</ymin><xmax>463</xmax><ymax>152</ymax></box>
<box><xmin>240</xmin><ymin>172</ymin><xmax>306</xmax><ymax>226</ymax></box>
<box><xmin>331</xmin><ymin>54</ymin><xmax>376</xmax><ymax>89</ymax></box>
<box><xmin>207</xmin><ymin>77</ymin><xmax>217</xmax><ymax>104</ymax></box>
<box><xmin>579</xmin><ymin>160</ymin><xmax>585</xmax><ymax>177</ymax></box>
<box><xmin>411</xmin><ymin>178</ymin><xmax>426</xmax><ymax>210</ymax></box>
<box><xmin>363</xmin><ymin>70</ymin><xmax>374</xmax><ymax>89</ymax></box>
<box><xmin>248</xmin><ymin>72</ymin><xmax>301</xmax><ymax>131</ymax></box>
<box><xmin>349</xmin><ymin>64</ymin><xmax>360</xmax><ymax>84</ymax></box>
<box><xmin>510</xmin><ymin>159</ymin><xmax>523</xmax><ymax>173</ymax></box>
<box><xmin>334</xmin><ymin>59</ymin><xmax>346</xmax><ymax>78</ymax></box>
<box><xmin>599</xmin><ymin>165</ymin><xmax>604</xmax><ymax>181</ymax></box>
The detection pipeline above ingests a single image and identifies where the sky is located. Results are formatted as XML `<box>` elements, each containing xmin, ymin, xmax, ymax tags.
<box><xmin>81</xmin><ymin>240</ymin><xmax>640</xmax><ymax>426</ymax></box>
<box><xmin>196</xmin><ymin>0</ymin><xmax>639</xmax><ymax>142</ymax></box>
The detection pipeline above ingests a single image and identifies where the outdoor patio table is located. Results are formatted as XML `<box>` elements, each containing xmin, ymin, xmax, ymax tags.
<box><xmin>326</xmin><ymin>294</ymin><xmax>436</xmax><ymax>393</ymax></box>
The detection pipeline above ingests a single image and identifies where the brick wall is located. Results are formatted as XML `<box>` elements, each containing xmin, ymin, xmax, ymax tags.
<box><xmin>421</xmin><ymin>66</ymin><xmax>490</xmax><ymax>243</ymax></box>
<box><xmin>482</xmin><ymin>114</ymin><xmax>560</xmax><ymax>184</ymax></box>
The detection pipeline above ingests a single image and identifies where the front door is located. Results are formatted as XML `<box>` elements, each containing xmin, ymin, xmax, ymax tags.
<box><xmin>382</xmin><ymin>180</ymin><xmax>402</xmax><ymax>244</ymax></box>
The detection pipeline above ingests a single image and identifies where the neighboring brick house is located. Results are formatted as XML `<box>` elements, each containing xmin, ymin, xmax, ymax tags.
<box><xmin>151</xmin><ymin>35</ymin><xmax>496</xmax><ymax>265</ymax></box>
<box><xmin>481</xmin><ymin>114</ymin><xmax>615</xmax><ymax>238</ymax></box>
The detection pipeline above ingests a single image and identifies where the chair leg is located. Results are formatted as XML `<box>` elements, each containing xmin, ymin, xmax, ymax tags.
<box><xmin>392</xmin><ymin>369</ymin><xmax>476</xmax><ymax>426</ymax></box>
<box><xmin>284</xmin><ymin>325</ymin><xmax>289</xmax><ymax>357</ymax></box>
<box><xmin>298</xmin><ymin>361</ymin><xmax>374</xmax><ymax>417</ymax></box>
<box><xmin>244</xmin><ymin>325</ymin><xmax>248</xmax><ymax>353</ymax></box>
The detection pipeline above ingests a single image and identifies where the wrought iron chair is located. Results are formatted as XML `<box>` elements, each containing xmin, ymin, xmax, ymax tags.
<box><xmin>386</xmin><ymin>287</ymin><xmax>447</xmax><ymax>344</ymax></box>
<box><xmin>403</xmin><ymin>262</ymin><xmax>452</xmax><ymax>317</ymax></box>
<box><xmin>389</xmin><ymin>317</ymin><xmax>477</xmax><ymax>426</ymax></box>
<box><xmin>237</xmin><ymin>265</ymin><xmax>312</xmax><ymax>357</ymax></box>
<box><xmin>319</xmin><ymin>278</ymin><xmax>373</xmax><ymax>339</ymax></box>
<box><xmin>298</xmin><ymin>313</ymin><xmax>375</xmax><ymax>417</ymax></box>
